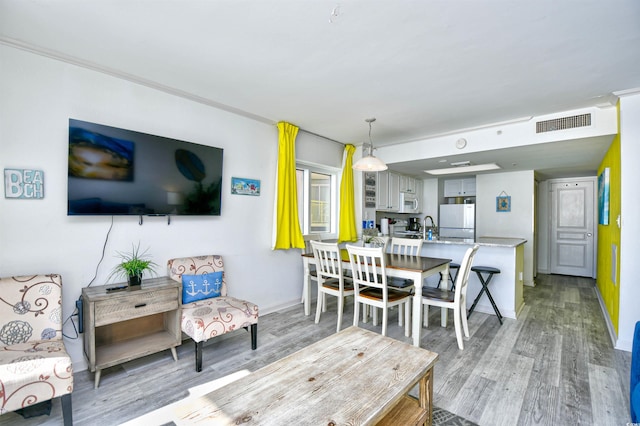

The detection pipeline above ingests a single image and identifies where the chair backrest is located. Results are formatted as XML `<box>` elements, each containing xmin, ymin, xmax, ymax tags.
<box><xmin>0</xmin><ymin>274</ymin><xmax>63</xmax><ymax>344</ymax></box>
<box><xmin>310</xmin><ymin>241</ymin><xmax>345</xmax><ymax>282</ymax></box>
<box><xmin>346</xmin><ymin>244</ymin><xmax>387</xmax><ymax>292</ymax></box>
<box><xmin>389</xmin><ymin>237</ymin><xmax>423</xmax><ymax>256</ymax></box>
<box><xmin>453</xmin><ymin>245</ymin><xmax>480</xmax><ymax>304</ymax></box>
<box><xmin>167</xmin><ymin>255</ymin><xmax>228</xmax><ymax>297</ymax></box>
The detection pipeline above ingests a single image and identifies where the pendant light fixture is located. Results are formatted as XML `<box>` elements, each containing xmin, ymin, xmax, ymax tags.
<box><xmin>352</xmin><ymin>118</ymin><xmax>388</xmax><ymax>171</ymax></box>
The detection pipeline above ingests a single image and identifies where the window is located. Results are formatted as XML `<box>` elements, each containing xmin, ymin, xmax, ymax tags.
<box><xmin>296</xmin><ymin>163</ymin><xmax>338</xmax><ymax>237</ymax></box>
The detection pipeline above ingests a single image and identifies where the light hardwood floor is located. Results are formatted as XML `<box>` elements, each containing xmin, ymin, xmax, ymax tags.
<box><xmin>1</xmin><ymin>273</ymin><xmax>632</xmax><ymax>425</ymax></box>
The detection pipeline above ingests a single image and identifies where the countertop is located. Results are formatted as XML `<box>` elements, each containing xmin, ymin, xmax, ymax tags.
<box><xmin>421</xmin><ymin>236</ymin><xmax>527</xmax><ymax>248</ymax></box>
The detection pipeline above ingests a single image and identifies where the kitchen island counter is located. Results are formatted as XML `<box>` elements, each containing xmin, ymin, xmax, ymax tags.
<box><xmin>419</xmin><ymin>236</ymin><xmax>526</xmax><ymax>320</ymax></box>
<box><xmin>422</xmin><ymin>236</ymin><xmax>526</xmax><ymax>248</ymax></box>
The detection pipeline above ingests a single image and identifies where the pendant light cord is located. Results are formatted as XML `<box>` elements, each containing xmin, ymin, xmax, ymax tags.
<box><xmin>366</xmin><ymin>117</ymin><xmax>376</xmax><ymax>155</ymax></box>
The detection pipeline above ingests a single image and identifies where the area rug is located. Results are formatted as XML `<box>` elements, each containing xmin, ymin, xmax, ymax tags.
<box><xmin>433</xmin><ymin>406</ymin><xmax>478</xmax><ymax>426</ymax></box>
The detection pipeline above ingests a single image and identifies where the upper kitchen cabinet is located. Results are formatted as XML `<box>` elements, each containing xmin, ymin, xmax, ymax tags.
<box><xmin>399</xmin><ymin>175</ymin><xmax>417</xmax><ymax>194</ymax></box>
<box><xmin>443</xmin><ymin>177</ymin><xmax>476</xmax><ymax>197</ymax></box>
<box><xmin>376</xmin><ymin>170</ymin><xmax>400</xmax><ymax>211</ymax></box>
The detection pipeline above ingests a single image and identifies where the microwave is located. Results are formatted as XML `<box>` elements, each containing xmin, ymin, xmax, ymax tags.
<box><xmin>399</xmin><ymin>192</ymin><xmax>420</xmax><ymax>213</ymax></box>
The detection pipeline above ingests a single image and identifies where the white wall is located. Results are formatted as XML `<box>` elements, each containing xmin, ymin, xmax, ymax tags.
<box><xmin>0</xmin><ymin>45</ymin><xmax>323</xmax><ymax>370</ymax></box>
<box><xmin>617</xmin><ymin>92</ymin><xmax>640</xmax><ymax>350</ymax></box>
<box><xmin>476</xmin><ymin>171</ymin><xmax>535</xmax><ymax>286</ymax></box>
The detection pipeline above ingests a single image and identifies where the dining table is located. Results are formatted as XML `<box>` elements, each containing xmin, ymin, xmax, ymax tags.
<box><xmin>302</xmin><ymin>249</ymin><xmax>451</xmax><ymax>347</ymax></box>
<box><xmin>172</xmin><ymin>326</ymin><xmax>439</xmax><ymax>425</ymax></box>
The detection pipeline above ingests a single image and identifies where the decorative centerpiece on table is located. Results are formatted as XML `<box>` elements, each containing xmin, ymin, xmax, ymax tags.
<box><xmin>108</xmin><ymin>243</ymin><xmax>158</xmax><ymax>290</ymax></box>
<box><xmin>362</xmin><ymin>228</ymin><xmax>379</xmax><ymax>247</ymax></box>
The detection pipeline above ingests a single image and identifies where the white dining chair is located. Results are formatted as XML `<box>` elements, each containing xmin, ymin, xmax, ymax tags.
<box><xmin>421</xmin><ymin>244</ymin><xmax>479</xmax><ymax>350</ymax></box>
<box><xmin>311</xmin><ymin>240</ymin><xmax>354</xmax><ymax>333</ymax></box>
<box><xmin>346</xmin><ymin>244</ymin><xmax>412</xmax><ymax>337</ymax></box>
<box><xmin>387</xmin><ymin>237</ymin><xmax>424</xmax><ymax>326</ymax></box>
<box><xmin>389</xmin><ymin>237</ymin><xmax>423</xmax><ymax>256</ymax></box>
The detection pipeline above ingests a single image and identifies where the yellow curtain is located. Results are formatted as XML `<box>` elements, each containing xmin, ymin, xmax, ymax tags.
<box><xmin>273</xmin><ymin>122</ymin><xmax>305</xmax><ymax>250</ymax></box>
<box><xmin>338</xmin><ymin>144</ymin><xmax>358</xmax><ymax>243</ymax></box>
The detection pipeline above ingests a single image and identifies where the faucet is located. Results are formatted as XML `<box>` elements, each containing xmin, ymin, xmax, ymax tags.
<box><xmin>423</xmin><ymin>215</ymin><xmax>436</xmax><ymax>239</ymax></box>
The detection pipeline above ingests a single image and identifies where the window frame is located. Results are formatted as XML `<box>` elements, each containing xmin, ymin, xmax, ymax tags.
<box><xmin>296</xmin><ymin>161</ymin><xmax>341</xmax><ymax>240</ymax></box>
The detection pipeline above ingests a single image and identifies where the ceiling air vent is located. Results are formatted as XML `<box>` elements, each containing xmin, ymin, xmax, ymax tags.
<box><xmin>535</xmin><ymin>113</ymin><xmax>591</xmax><ymax>133</ymax></box>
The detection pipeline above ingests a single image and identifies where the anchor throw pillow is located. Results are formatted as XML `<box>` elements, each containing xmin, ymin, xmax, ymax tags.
<box><xmin>181</xmin><ymin>272</ymin><xmax>223</xmax><ymax>304</ymax></box>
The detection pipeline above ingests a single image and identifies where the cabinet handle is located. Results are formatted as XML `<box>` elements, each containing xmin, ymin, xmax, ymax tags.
<box><xmin>134</xmin><ymin>303</ymin><xmax>147</xmax><ymax>308</ymax></box>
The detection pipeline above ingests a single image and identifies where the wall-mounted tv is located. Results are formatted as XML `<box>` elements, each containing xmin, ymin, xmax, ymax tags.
<box><xmin>68</xmin><ymin>119</ymin><xmax>223</xmax><ymax>216</ymax></box>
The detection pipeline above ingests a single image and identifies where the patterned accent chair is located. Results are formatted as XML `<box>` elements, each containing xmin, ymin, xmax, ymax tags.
<box><xmin>0</xmin><ymin>274</ymin><xmax>73</xmax><ymax>425</ymax></box>
<box><xmin>167</xmin><ymin>256</ymin><xmax>259</xmax><ymax>372</ymax></box>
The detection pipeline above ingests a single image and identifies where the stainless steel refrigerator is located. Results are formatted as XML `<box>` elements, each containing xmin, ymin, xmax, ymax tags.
<box><xmin>439</xmin><ymin>204</ymin><xmax>475</xmax><ymax>239</ymax></box>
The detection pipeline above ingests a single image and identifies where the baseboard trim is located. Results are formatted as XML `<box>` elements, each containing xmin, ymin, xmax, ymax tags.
<box><xmin>594</xmin><ymin>284</ymin><xmax>619</xmax><ymax>349</ymax></box>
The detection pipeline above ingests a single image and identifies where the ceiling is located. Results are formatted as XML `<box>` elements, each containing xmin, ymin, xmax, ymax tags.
<box><xmin>2</xmin><ymin>1</ymin><xmax>640</xmax><ymax>179</ymax></box>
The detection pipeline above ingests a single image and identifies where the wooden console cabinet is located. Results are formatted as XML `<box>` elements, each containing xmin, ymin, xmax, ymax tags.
<box><xmin>82</xmin><ymin>277</ymin><xmax>181</xmax><ymax>388</ymax></box>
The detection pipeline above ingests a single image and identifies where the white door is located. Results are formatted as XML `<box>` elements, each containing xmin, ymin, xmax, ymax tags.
<box><xmin>550</xmin><ymin>178</ymin><xmax>596</xmax><ymax>277</ymax></box>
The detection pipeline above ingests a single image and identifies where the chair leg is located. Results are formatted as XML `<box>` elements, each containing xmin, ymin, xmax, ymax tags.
<box><xmin>250</xmin><ymin>323</ymin><xmax>258</xmax><ymax>350</ymax></box>
<box><xmin>315</xmin><ymin>289</ymin><xmax>323</xmax><ymax>325</ymax></box>
<box><xmin>453</xmin><ymin>306</ymin><xmax>464</xmax><ymax>350</ymax></box>
<box><xmin>398</xmin><ymin>304</ymin><xmax>404</xmax><ymax>326</ymax></box>
<box><xmin>461</xmin><ymin>295</ymin><xmax>470</xmax><ymax>338</ymax></box>
<box><xmin>381</xmin><ymin>306</ymin><xmax>388</xmax><ymax>336</ymax></box>
<box><xmin>195</xmin><ymin>341</ymin><xmax>203</xmax><ymax>372</ymax></box>
<box><xmin>61</xmin><ymin>393</ymin><xmax>73</xmax><ymax>426</ymax></box>
<box><xmin>353</xmin><ymin>299</ymin><xmax>360</xmax><ymax>327</ymax></box>
<box><xmin>336</xmin><ymin>296</ymin><xmax>344</xmax><ymax>333</ymax></box>
<box><xmin>404</xmin><ymin>300</ymin><xmax>411</xmax><ymax>337</ymax></box>
<box><xmin>423</xmin><ymin>304</ymin><xmax>429</xmax><ymax>328</ymax></box>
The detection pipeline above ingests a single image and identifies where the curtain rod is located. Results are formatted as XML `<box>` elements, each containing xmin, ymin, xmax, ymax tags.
<box><xmin>298</xmin><ymin>128</ymin><xmax>345</xmax><ymax>147</ymax></box>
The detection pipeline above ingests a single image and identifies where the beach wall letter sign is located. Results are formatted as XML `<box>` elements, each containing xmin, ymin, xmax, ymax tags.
<box><xmin>4</xmin><ymin>169</ymin><xmax>44</xmax><ymax>199</ymax></box>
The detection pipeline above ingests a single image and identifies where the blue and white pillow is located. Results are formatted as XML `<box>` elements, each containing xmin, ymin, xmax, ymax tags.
<box><xmin>181</xmin><ymin>272</ymin><xmax>223</xmax><ymax>304</ymax></box>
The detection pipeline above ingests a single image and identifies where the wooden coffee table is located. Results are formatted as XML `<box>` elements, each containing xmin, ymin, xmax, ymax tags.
<box><xmin>173</xmin><ymin>326</ymin><xmax>438</xmax><ymax>425</ymax></box>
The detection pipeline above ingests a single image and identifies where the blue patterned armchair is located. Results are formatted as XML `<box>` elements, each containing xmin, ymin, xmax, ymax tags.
<box><xmin>0</xmin><ymin>274</ymin><xmax>73</xmax><ymax>425</ymax></box>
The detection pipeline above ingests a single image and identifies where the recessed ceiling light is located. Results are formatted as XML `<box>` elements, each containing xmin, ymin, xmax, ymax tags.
<box><xmin>424</xmin><ymin>163</ymin><xmax>501</xmax><ymax>175</ymax></box>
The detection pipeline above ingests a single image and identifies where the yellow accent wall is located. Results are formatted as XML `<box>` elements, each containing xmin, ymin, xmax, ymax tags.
<box><xmin>596</xmin><ymin>103</ymin><xmax>621</xmax><ymax>333</ymax></box>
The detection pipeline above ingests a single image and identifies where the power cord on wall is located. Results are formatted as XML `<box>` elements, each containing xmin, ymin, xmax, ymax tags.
<box><xmin>63</xmin><ymin>216</ymin><xmax>114</xmax><ymax>339</ymax></box>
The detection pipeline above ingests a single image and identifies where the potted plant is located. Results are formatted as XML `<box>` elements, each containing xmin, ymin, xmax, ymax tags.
<box><xmin>362</xmin><ymin>228</ymin><xmax>378</xmax><ymax>247</ymax></box>
<box><xmin>108</xmin><ymin>243</ymin><xmax>158</xmax><ymax>290</ymax></box>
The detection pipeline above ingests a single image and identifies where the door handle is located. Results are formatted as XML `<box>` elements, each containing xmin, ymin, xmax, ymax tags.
<box><xmin>587</xmin><ymin>233</ymin><xmax>593</xmax><ymax>237</ymax></box>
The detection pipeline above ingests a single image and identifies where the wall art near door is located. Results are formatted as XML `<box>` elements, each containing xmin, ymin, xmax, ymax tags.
<box><xmin>598</xmin><ymin>167</ymin><xmax>610</xmax><ymax>225</ymax></box>
<box><xmin>231</xmin><ymin>177</ymin><xmax>260</xmax><ymax>196</ymax></box>
<box><xmin>496</xmin><ymin>191</ymin><xmax>511</xmax><ymax>212</ymax></box>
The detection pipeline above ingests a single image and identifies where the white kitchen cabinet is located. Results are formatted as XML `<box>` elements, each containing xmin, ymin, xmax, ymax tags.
<box><xmin>376</xmin><ymin>171</ymin><xmax>400</xmax><ymax>211</ymax></box>
<box><xmin>415</xmin><ymin>179</ymin><xmax>423</xmax><ymax>201</ymax></box>
<box><xmin>399</xmin><ymin>175</ymin><xmax>417</xmax><ymax>194</ymax></box>
<box><xmin>443</xmin><ymin>177</ymin><xmax>476</xmax><ymax>197</ymax></box>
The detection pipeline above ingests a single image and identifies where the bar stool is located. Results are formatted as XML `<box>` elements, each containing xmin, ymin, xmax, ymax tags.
<box><xmin>468</xmin><ymin>265</ymin><xmax>503</xmax><ymax>325</ymax></box>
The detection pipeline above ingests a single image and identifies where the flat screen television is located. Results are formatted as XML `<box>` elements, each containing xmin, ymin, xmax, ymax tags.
<box><xmin>67</xmin><ymin>119</ymin><xmax>223</xmax><ymax>216</ymax></box>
